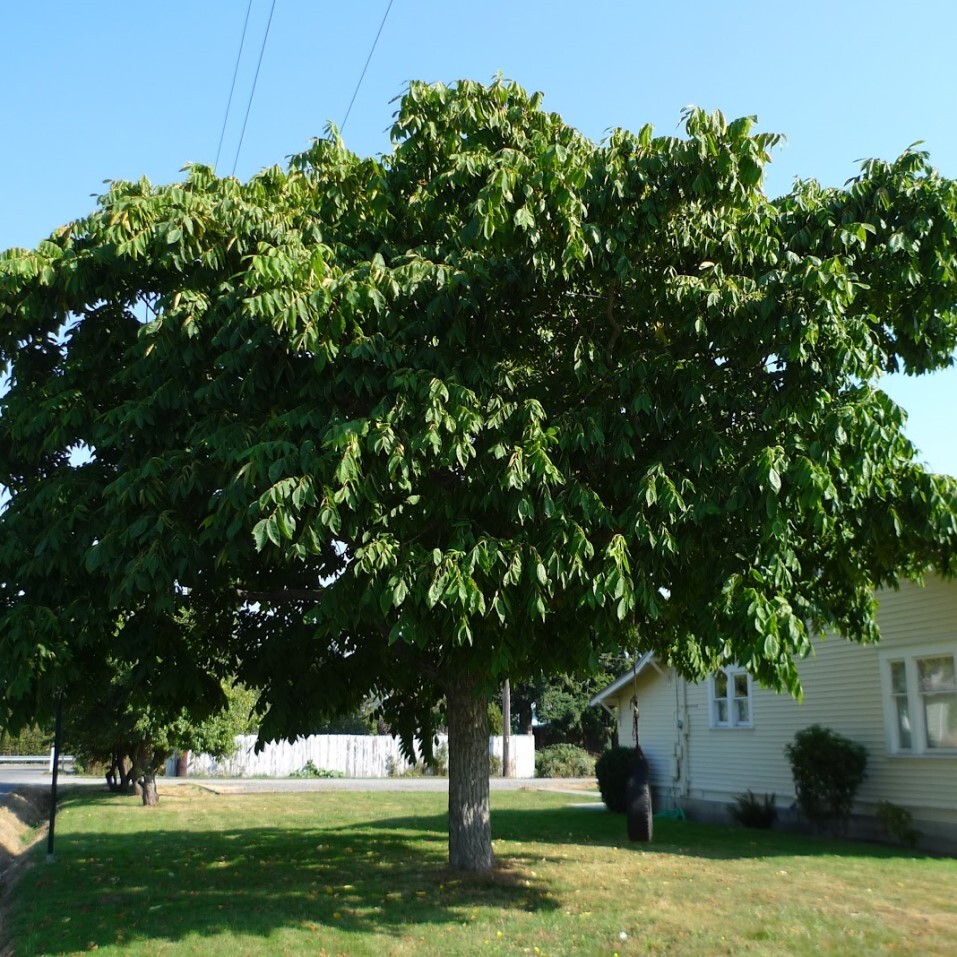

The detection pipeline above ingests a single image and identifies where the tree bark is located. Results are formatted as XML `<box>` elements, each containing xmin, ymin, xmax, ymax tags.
<box><xmin>447</xmin><ymin>679</ymin><xmax>493</xmax><ymax>871</ymax></box>
<box><xmin>139</xmin><ymin>770</ymin><xmax>160</xmax><ymax>807</ymax></box>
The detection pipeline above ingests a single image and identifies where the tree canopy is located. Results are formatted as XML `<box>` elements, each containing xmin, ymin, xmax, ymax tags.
<box><xmin>2</xmin><ymin>78</ymin><xmax>956</xmax><ymax>868</ymax></box>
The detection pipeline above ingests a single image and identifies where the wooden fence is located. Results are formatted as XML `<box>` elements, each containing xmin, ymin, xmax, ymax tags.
<box><xmin>180</xmin><ymin>733</ymin><xmax>535</xmax><ymax>778</ymax></box>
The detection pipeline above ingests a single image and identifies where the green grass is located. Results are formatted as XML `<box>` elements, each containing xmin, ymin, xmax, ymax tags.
<box><xmin>7</xmin><ymin>786</ymin><xmax>957</xmax><ymax>956</ymax></box>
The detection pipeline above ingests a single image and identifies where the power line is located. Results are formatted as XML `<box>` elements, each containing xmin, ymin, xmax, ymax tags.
<box><xmin>214</xmin><ymin>0</ymin><xmax>255</xmax><ymax>174</ymax></box>
<box><xmin>231</xmin><ymin>0</ymin><xmax>279</xmax><ymax>176</ymax></box>
<box><xmin>341</xmin><ymin>0</ymin><xmax>395</xmax><ymax>133</ymax></box>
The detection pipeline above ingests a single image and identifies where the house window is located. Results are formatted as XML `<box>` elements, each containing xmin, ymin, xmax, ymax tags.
<box><xmin>881</xmin><ymin>648</ymin><xmax>957</xmax><ymax>754</ymax></box>
<box><xmin>709</xmin><ymin>667</ymin><xmax>752</xmax><ymax>728</ymax></box>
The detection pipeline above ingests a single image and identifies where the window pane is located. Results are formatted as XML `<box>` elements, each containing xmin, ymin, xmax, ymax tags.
<box><xmin>895</xmin><ymin>696</ymin><xmax>912</xmax><ymax>750</ymax></box>
<box><xmin>714</xmin><ymin>672</ymin><xmax>728</xmax><ymax>698</ymax></box>
<box><xmin>890</xmin><ymin>661</ymin><xmax>907</xmax><ymax>694</ymax></box>
<box><xmin>734</xmin><ymin>673</ymin><xmax>749</xmax><ymax>698</ymax></box>
<box><xmin>923</xmin><ymin>693</ymin><xmax>957</xmax><ymax>749</ymax></box>
<box><xmin>918</xmin><ymin>657</ymin><xmax>957</xmax><ymax>694</ymax></box>
<box><xmin>715</xmin><ymin>700</ymin><xmax>728</xmax><ymax>724</ymax></box>
<box><xmin>735</xmin><ymin>698</ymin><xmax>750</xmax><ymax>725</ymax></box>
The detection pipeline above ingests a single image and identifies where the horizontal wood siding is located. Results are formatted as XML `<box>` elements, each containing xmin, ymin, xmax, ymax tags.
<box><xmin>613</xmin><ymin>576</ymin><xmax>957</xmax><ymax>823</ymax></box>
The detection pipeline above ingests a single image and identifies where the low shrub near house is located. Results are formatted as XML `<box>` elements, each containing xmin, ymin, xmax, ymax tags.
<box><xmin>785</xmin><ymin>725</ymin><xmax>867</xmax><ymax>834</ymax></box>
<box><xmin>595</xmin><ymin>746</ymin><xmax>634</xmax><ymax>812</ymax></box>
<box><xmin>535</xmin><ymin>744</ymin><xmax>595</xmax><ymax>778</ymax></box>
<box><xmin>729</xmin><ymin>789</ymin><xmax>778</xmax><ymax>829</ymax></box>
<box><xmin>877</xmin><ymin>800</ymin><xmax>922</xmax><ymax>848</ymax></box>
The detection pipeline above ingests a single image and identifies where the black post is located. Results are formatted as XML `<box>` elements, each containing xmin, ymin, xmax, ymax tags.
<box><xmin>502</xmin><ymin>679</ymin><xmax>511</xmax><ymax>777</ymax></box>
<box><xmin>47</xmin><ymin>691</ymin><xmax>64</xmax><ymax>861</ymax></box>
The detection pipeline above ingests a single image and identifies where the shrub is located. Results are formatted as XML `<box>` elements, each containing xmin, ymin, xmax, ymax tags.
<box><xmin>595</xmin><ymin>746</ymin><xmax>635</xmax><ymax>812</ymax></box>
<box><xmin>0</xmin><ymin>724</ymin><xmax>51</xmax><ymax>755</ymax></box>
<box><xmin>785</xmin><ymin>725</ymin><xmax>867</xmax><ymax>833</ymax></box>
<box><xmin>489</xmin><ymin>753</ymin><xmax>503</xmax><ymax>776</ymax></box>
<box><xmin>535</xmin><ymin>743</ymin><xmax>595</xmax><ymax>778</ymax></box>
<box><xmin>729</xmin><ymin>789</ymin><xmax>778</xmax><ymax>829</ymax></box>
<box><xmin>289</xmin><ymin>761</ymin><xmax>344</xmax><ymax>779</ymax></box>
<box><xmin>877</xmin><ymin>800</ymin><xmax>921</xmax><ymax>848</ymax></box>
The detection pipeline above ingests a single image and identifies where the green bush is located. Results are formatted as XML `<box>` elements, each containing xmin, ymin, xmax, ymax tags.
<box><xmin>729</xmin><ymin>789</ymin><xmax>777</xmax><ymax>829</ymax></box>
<box><xmin>535</xmin><ymin>743</ymin><xmax>595</xmax><ymax>778</ymax></box>
<box><xmin>289</xmin><ymin>760</ymin><xmax>344</xmax><ymax>779</ymax></box>
<box><xmin>595</xmin><ymin>746</ymin><xmax>634</xmax><ymax>812</ymax></box>
<box><xmin>785</xmin><ymin>725</ymin><xmax>867</xmax><ymax>833</ymax></box>
<box><xmin>877</xmin><ymin>800</ymin><xmax>921</xmax><ymax>848</ymax></box>
<box><xmin>0</xmin><ymin>724</ymin><xmax>52</xmax><ymax>755</ymax></box>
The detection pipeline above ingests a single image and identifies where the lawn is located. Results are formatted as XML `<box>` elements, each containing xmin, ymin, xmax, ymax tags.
<box><xmin>6</xmin><ymin>786</ymin><xmax>957</xmax><ymax>956</ymax></box>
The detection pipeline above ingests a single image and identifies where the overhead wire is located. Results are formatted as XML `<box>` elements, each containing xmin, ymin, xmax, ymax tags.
<box><xmin>214</xmin><ymin>0</ymin><xmax>255</xmax><ymax>174</ymax></box>
<box><xmin>231</xmin><ymin>0</ymin><xmax>279</xmax><ymax>176</ymax></box>
<box><xmin>341</xmin><ymin>0</ymin><xmax>395</xmax><ymax>133</ymax></box>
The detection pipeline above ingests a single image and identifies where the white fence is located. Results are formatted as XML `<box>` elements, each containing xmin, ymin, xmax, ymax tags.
<box><xmin>181</xmin><ymin>733</ymin><xmax>535</xmax><ymax>779</ymax></box>
<box><xmin>0</xmin><ymin>750</ymin><xmax>75</xmax><ymax>772</ymax></box>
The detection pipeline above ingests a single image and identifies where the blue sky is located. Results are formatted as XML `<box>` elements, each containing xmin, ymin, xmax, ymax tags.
<box><xmin>2</xmin><ymin>1</ymin><xmax>954</xmax><ymax>474</ymax></box>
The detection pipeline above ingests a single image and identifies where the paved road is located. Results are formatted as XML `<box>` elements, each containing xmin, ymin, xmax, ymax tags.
<box><xmin>1</xmin><ymin>765</ymin><xmax>599</xmax><ymax>797</ymax></box>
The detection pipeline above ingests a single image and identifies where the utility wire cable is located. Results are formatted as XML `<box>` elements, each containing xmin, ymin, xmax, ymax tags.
<box><xmin>341</xmin><ymin>0</ymin><xmax>395</xmax><ymax>133</ymax></box>
<box><xmin>214</xmin><ymin>0</ymin><xmax>255</xmax><ymax>174</ymax></box>
<box><xmin>231</xmin><ymin>0</ymin><xmax>279</xmax><ymax>176</ymax></box>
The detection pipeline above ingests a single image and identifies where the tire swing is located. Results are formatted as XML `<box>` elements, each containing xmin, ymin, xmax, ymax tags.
<box><xmin>626</xmin><ymin>683</ymin><xmax>653</xmax><ymax>842</ymax></box>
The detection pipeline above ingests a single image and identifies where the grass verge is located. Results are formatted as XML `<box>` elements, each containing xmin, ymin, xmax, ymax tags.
<box><xmin>6</xmin><ymin>786</ymin><xmax>957</xmax><ymax>956</ymax></box>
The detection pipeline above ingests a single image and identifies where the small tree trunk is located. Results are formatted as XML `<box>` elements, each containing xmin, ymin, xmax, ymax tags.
<box><xmin>140</xmin><ymin>770</ymin><xmax>160</xmax><ymax>807</ymax></box>
<box><xmin>447</xmin><ymin>680</ymin><xmax>493</xmax><ymax>871</ymax></box>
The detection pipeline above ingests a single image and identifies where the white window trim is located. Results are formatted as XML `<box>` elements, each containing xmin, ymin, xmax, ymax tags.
<box><xmin>878</xmin><ymin>643</ymin><xmax>957</xmax><ymax>756</ymax></box>
<box><xmin>708</xmin><ymin>666</ymin><xmax>753</xmax><ymax>729</ymax></box>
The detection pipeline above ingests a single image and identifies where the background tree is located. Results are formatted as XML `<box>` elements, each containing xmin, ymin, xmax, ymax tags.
<box><xmin>2</xmin><ymin>79</ymin><xmax>956</xmax><ymax>870</ymax></box>
<box><xmin>512</xmin><ymin>665</ymin><xmax>618</xmax><ymax>752</ymax></box>
<box><xmin>64</xmin><ymin>662</ymin><xmax>256</xmax><ymax>805</ymax></box>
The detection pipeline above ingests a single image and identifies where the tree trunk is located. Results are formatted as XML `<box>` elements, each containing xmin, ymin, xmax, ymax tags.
<box><xmin>447</xmin><ymin>680</ymin><xmax>493</xmax><ymax>871</ymax></box>
<box><xmin>139</xmin><ymin>770</ymin><xmax>160</xmax><ymax>807</ymax></box>
<box><xmin>131</xmin><ymin>741</ymin><xmax>161</xmax><ymax>806</ymax></box>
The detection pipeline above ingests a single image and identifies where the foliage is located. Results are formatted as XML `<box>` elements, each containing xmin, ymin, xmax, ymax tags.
<box><xmin>311</xmin><ymin>712</ymin><xmax>377</xmax><ymax>735</ymax></box>
<box><xmin>3</xmin><ymin>78</ymin><xmax>957</xmax><ymax>862</ymax></box>
<box><xmin>513</xmin><ymin>665</ymin><xmax>617</xmax><ymax>751</ymax></box>
<box><xmin>0</xmin><ymin>723</ymin><xmax>51</xmax><ymax>755</ymax></box>
<box><xmin>63</xmin><ymin>664</ymin><xmax>255</xmax><ymax>802</ymax></box>
<box><xmin>785</xmin><ymin>725</ymin><xmax>868</xmax><ymax>833</ymax></box>
<box><xmin>729</xmin><ymin>789</ymin><xmax>778</xmax><ymax>828</ymax></box>
<box><xmin>288</xmin><ymin>760</ymin><xmax>344</xmax><ymax>779</ymax></box>
<box><xmin>387</xmin><ymin>741</ymin><xmax>450</xmax><ymax>777</ymax></box>
<box><xmin>534</xmin><ymin>743</ymin><xmax>595</xmax><ymax>777</ymax></box>
<box><xmin>487</xmin><ymin>700</ymin><xmax>504</xmax><ymax>736</ymax></box>
<box><xmin>595</xmin><ymin>745</ymin><xmax>635</xmax><ymax>812</ymax></box>
<box><xmin>876</xmin><ymin>800</ymin><xmax>921</xmax><ymax>848</ymax></box>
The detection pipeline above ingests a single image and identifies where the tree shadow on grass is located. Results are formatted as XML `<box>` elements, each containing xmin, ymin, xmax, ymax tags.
<box><xmin>14</xmin><ymin>791</ymin><xmax>939</xmax><ymax>954</ymax></box>
<box><xmin>13</xmin><ymin>802</ymin><xmax>557</xmax><ymax>955</ymax></box>
<box><xmin>357</xmin><ymin>805</ymin><xmax>940</xmax><ymax>864</ymax></box>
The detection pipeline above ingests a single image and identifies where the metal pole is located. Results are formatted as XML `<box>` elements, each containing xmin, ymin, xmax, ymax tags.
<box><xmin>502</xmin><ymin>680</ymin><xmax>511</xmax><ymax>777</ymax></box>
<box><xmin>47</xmin><ymin>692</ymin><xmax>63</xmax><ymax>861</ymax></box>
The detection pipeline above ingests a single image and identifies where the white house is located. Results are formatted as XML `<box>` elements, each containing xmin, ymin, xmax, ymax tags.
<box><xmin>590</xmin><ymin>575</ymin><xmax>957</xmax><ymax>851</ymax></box>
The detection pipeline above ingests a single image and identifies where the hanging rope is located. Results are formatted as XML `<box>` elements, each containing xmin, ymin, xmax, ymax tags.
<box><xmin>630</xmin><ymin>657</ymin><xmax>640</xmax><ymax>744</ymax></box>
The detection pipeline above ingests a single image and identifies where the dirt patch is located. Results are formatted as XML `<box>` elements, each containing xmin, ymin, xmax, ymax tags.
<box><xmin>0</xmin><ymin>788</ymin><xmax>51</xmax><ymax>955</ymax></box>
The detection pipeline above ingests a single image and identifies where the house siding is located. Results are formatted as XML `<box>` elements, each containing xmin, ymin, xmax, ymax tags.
<box><xmin>603</xmin><ymin>575</ymin><xmax>957</xmax><ymax>843</ymax></box>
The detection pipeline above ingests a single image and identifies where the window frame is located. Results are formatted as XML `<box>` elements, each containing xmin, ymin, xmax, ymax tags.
<box><xmin>708</xmin><ymin>666</ymin><xmax>753</xmax><ymax>730</ymax></box>
<box><xmin>879</xmin><ymin>644</ymin><xmax>957</xmax><ymax>756</ymax></box>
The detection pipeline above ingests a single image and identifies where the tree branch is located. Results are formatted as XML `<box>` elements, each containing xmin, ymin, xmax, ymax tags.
<box><xmin>237</xmin><ymin>587</ymin><xmax>326</xmax><ymax>604</ymax></box>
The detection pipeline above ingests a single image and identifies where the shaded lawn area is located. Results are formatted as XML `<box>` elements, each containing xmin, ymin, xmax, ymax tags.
<box><xmin>7</xmin><ymin>786</ymin><xmax>957</xmax><ymax>956</ymax></box>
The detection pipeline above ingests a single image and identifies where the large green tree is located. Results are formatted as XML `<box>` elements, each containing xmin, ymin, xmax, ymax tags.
<box><xmin>2</xmin><ymin>80</ymin><xmax>956</xmax><ymax>870</ymax></box>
